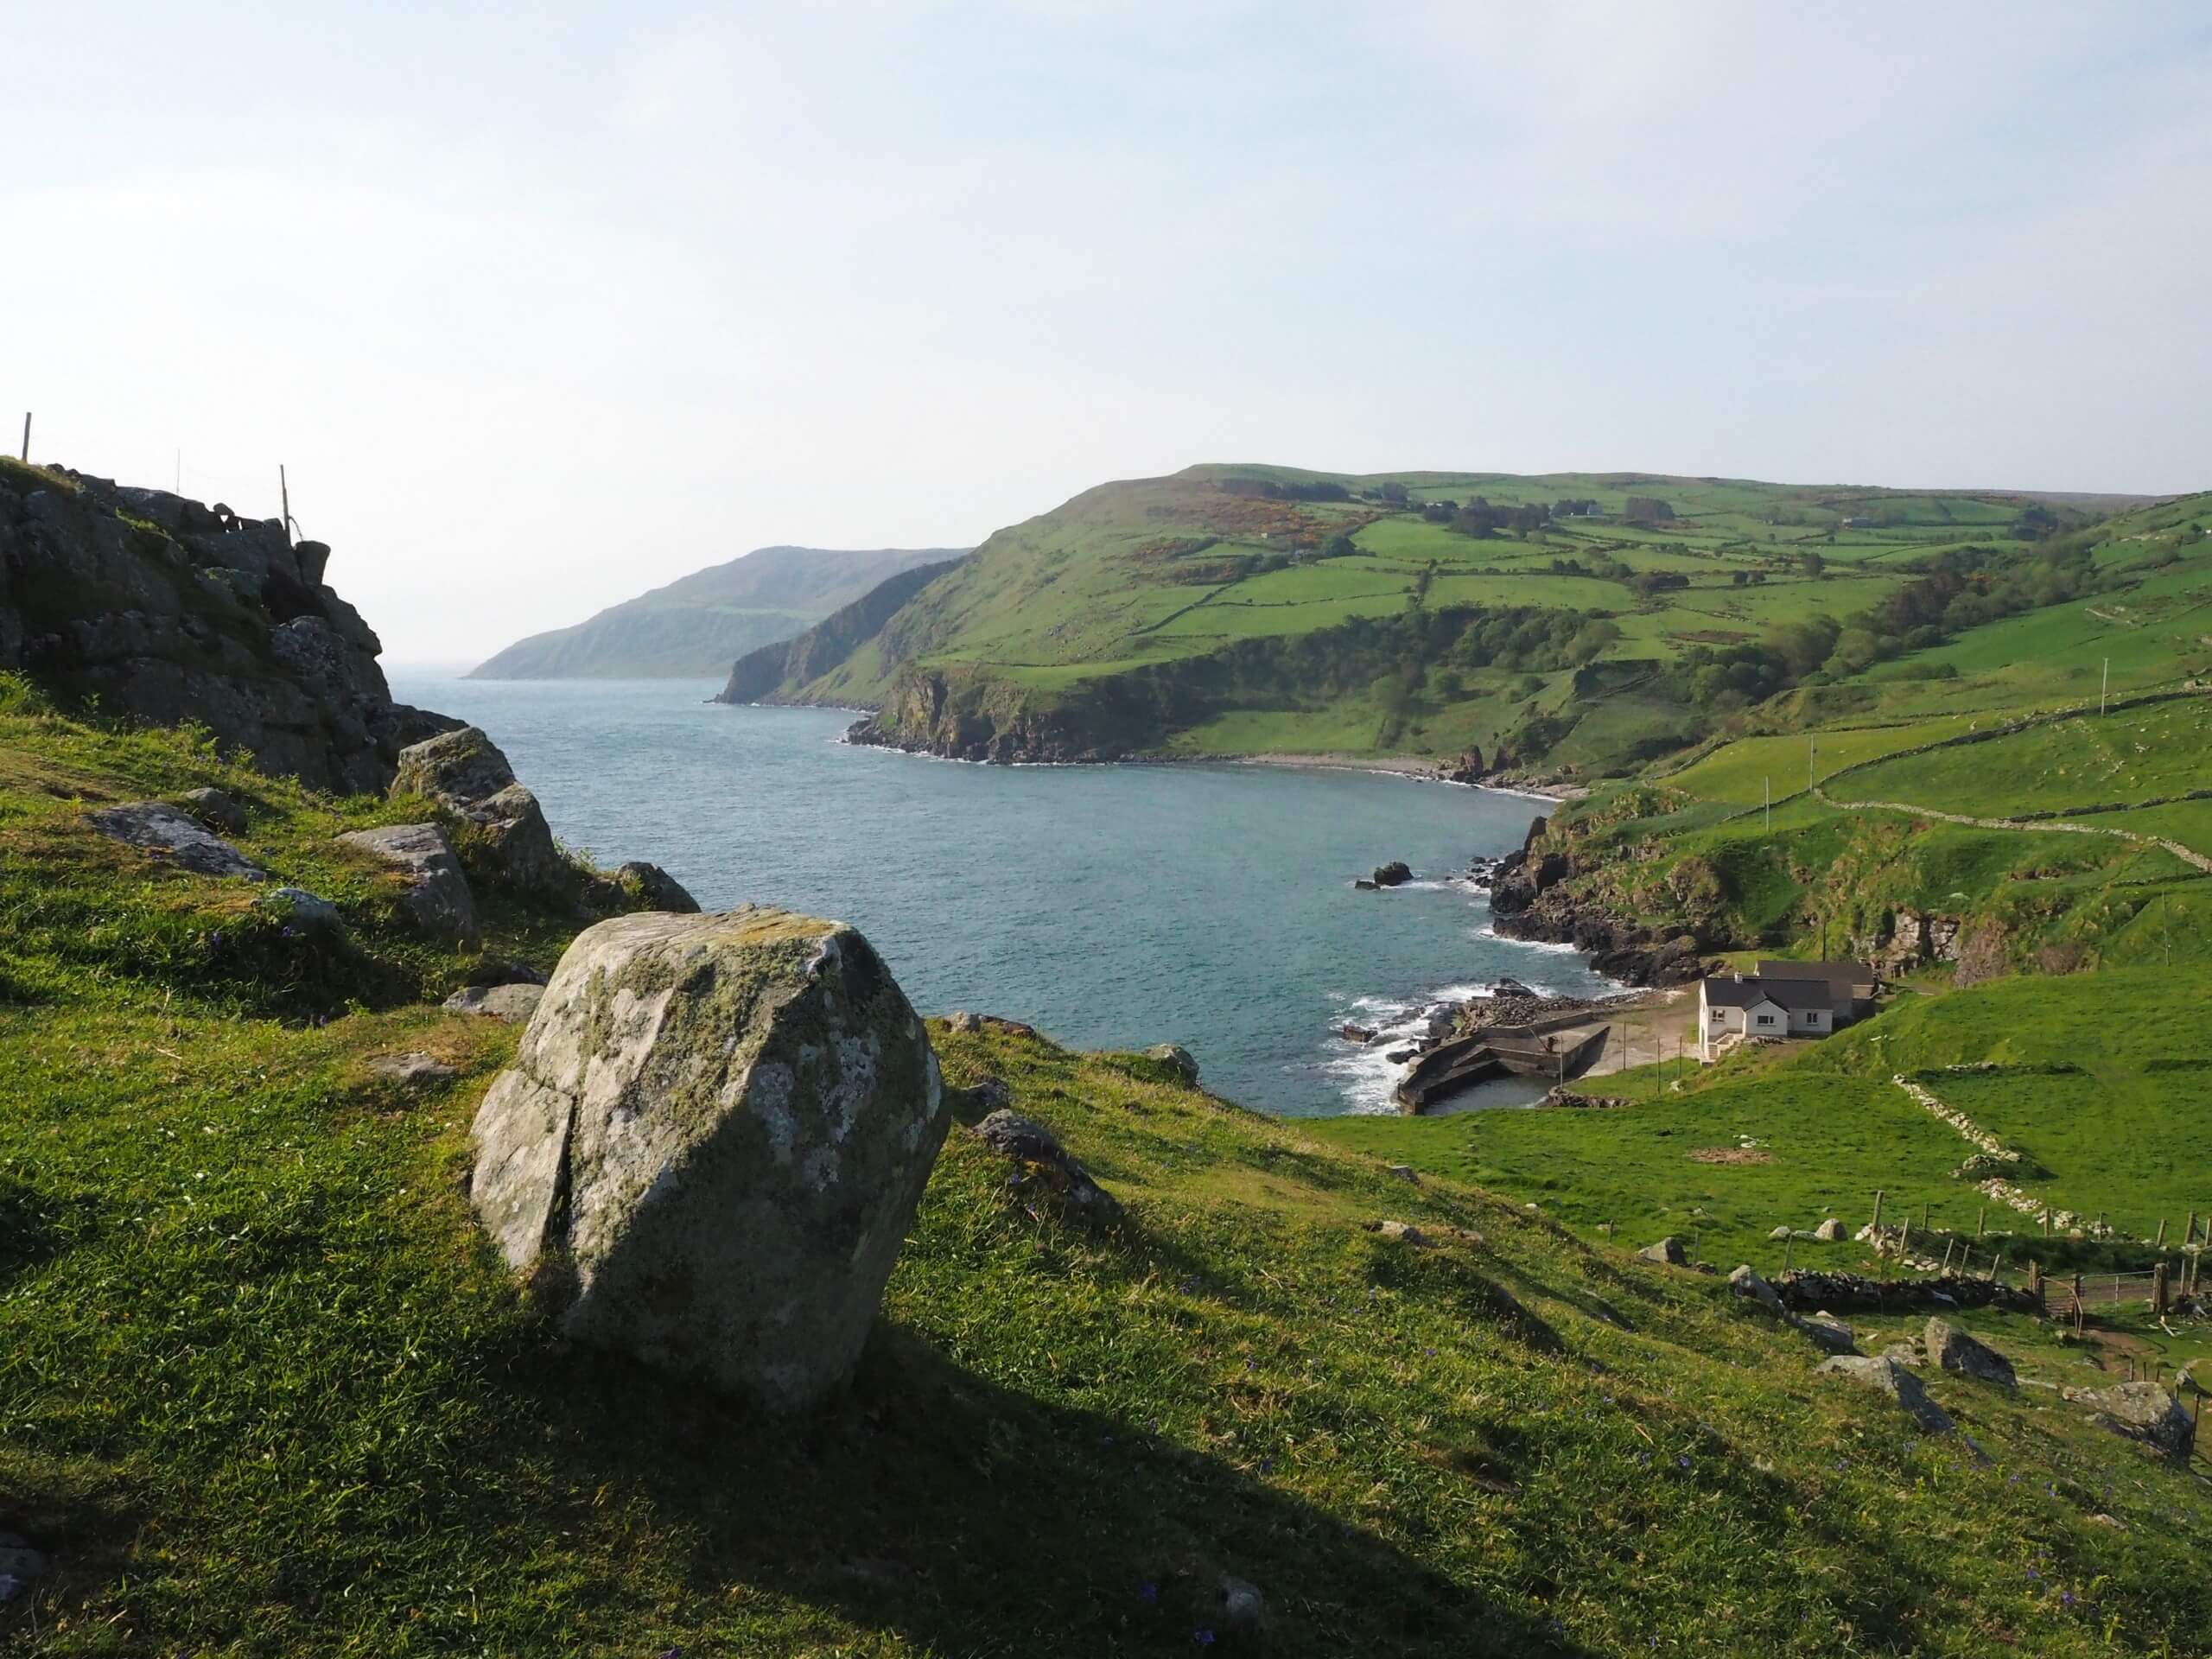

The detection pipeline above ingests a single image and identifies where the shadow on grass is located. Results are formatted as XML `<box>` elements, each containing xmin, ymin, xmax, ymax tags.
<box><xmin>510</xmin><ymin>1323</ymin><xmax>1594</xmax><ymax>1657</ymax></box>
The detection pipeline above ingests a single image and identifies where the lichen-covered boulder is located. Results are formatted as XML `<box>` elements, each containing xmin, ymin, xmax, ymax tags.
<box><xmin>336</xmin><ymin>822</ymin><xmax>478</xmax><ymax>945</ymax></box>
<box><xmin>2065</xmin><ymin>1382</ymin><xmax>2194</xmax><ymax>1460</ymax></box>
<box><xmin>1145</xmin><ymin>1043</ymin><xmax>1198</xmax><ymax>1084</ymax></box>
<box><xmin>1925</xmin><ymin>1318</ymin><xmax>2015</xmax><ymax>1388</ymax></box>
<box><xmin>391</xmin><ymin>726</ymin><xmax>567</xmax><ymax>894</ymax></box>
<box><xmin>468</xmin><ymin>907</ymin><xmax>948</xmax><ymax>1412</ymax></box>
<box><xmin>86</xmin><ymin>802</ymin><xmax>267</xmax><ymax>880</ymax></box>
<box><xmin>1818</xmin><ymin>1355</ymin><xmax>1954</xmax><ymax>1433</ymax></box>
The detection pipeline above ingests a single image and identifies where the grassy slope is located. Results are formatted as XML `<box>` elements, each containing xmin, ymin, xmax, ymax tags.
<box><xmin>8</xmin><ymin>700</ymin><xmax>2212</xmax><ymax>1655</ymax></box>
<box><xmin>788</xmin><ymin>466</ymin><xmax>2164</xmax><ymax>770</ymax></box>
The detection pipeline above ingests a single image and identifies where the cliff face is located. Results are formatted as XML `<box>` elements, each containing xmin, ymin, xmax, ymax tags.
<box><xmin>0</xmin><ymin>461</ymin><xmax>454</xmax><ymax>794</ymax></box>
<box><xmin>716</xmin><ymin>556</ymin><xmax>965</xmax><ymax>705</ymax></box>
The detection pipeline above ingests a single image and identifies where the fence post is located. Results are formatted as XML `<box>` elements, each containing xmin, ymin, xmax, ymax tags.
<box><xmin>1976</xmin><ymin>1205</ymin><xmax>1986</xmax><ymax>1239</ymax></box>
<box><xmin>2157</xmin><ymin>1217</ymin><xmax>2167</xmax><ymax>1248</ymax></box>
<box><xmin>1992</xmin><ymin>1250</ymin><xmax>2005</xmax><ymax>1286</ymax></box>
<box><xmin>1871</xmin><ymin>1189</ymin><xmax>1885</xmax><ymax>1234</ymax></box>
<box><xmin>2072</xmin><ymin>1272</ymin><xmax>2085</xmax><ymax>1334</ymax></box>
<box><xmin>2028</xmin><ymin>1259</ymin><xmax>2044</xmax><ymax>1313</ymax></box>
<box><xmin>2153</xmin><ymin>1262</ymin><xmax>2171</xmax><ymax>1316</ymax></box>
<box><xmin>17</xmin><ymin>411</ymin><xmax>27</xmax><ymax>463</ymax></box>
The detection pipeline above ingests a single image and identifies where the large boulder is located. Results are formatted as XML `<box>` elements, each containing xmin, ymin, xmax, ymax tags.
<box><xmin>86</xmin><ymin>801</ymin><xmax>267</xmax><ymax>880</ymax></box>
<box><xmin>2065</xmin><ymin>1382</ymin><xmax>2194</xmax><ymax>1460</ymax></box>
<box><xmin>391</xmin><ymin>726</ymin><xmax>568</xmax><ymax>894</ymax></box>
<box><xmin>335</xmin><ymin>822</ymin><xmax>478</xmax><ymax>945</ymax></box>
<box><xmin>1925</xmin><ymin>1318</ymin><xmax>2015</xmax><ymax>1388</ymax></box>
<box><xmin>467</xmin><ymin>908</ymin><xmax>949</xmax><ymax>1412</ymax></box>
<box><xmin>1145</xmin><ymin>1043</ymin><xmax>1199</xmax><ymax>1084</ymax></box>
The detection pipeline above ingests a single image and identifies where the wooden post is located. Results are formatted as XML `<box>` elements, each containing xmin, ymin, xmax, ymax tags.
<box><xmin>2042</xmin><ymin>1205</ymin><xmax>2051</xmax><ymax>1236</ymax></box>
<box><xmin>2189</xmin><ymin>1210</ymin><xmax>2199</xmax><ymax>1245</ymax></box>
<box><xmin>1922</xmin><ymin>1200</ymin><xmax>1930</xmax><ymax>1231</ymax></box>
<box><xmin>1941</xmin><ymin>1240</ymin><xmax>1955</xmax><ymax>1274</ymax></box>
<box><xmin>2028</xmin><ymin>1260</ymin><xmax>2044</xmax><ymax>1313</ymax></box>
<box><xmin>17</xmin><ymin>411</ymin><xmax>27</xmax><ymax>462</ymax></box>
<box><xmin>2072</xmin><ymin>1272</ymin><xmax>2085</xmax><ymax>1334</ymax></box>
<box><xmin>2153</xmin><ymin>1262</ymin><xmax>2171</xmax><ymax>1316</ymax></box>
<box><xmin>2157</xmin><ymin>1217</ymin><xmax>2168</xmax><ymax>1248</ymax></box>
<box><xmin>1991</xmin><ymin>1250</ymin><xmax>2005</xmax><ymax>1285</ymax></box>
<box><xmin>1900</xmin><ymin>1217</ymin><xmax>1912</xmax><ymax>1260</ymax></box>
<box><xmin>1976</xmin><ymin>1205</ymin><xmax>1986</xmax><ymax>1239</ymax></box>
<box><xmin>1871</xmin><ymin>1189</ymin><xmax>1885</xmax><ymax>1234</ymax></box>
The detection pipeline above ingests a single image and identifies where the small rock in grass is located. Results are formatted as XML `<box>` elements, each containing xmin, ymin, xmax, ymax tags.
<box><xmin>443</xmin><ymin>982</ymin><xmax>546</xmax><ymax>1023</ymax></box>
<box><xmin>1925</xmin><ymin>1318</ymin><xmax>2015</xmax><ymax>1388</ymax></box>
<box><xmin>1817</xmin><ymin>1355</ymin><xmax>1954</xmax><ymax>1433</ymax></box>
<box><xmin>1368</xmin><ymin>1219</ymin><xmax>1432</xmax><ymax>1247</ymax></box>
<box><xmin>89</xmin><ymin>801</ymin><xmax>267</xmax><ymax>880</ymax></box>
<box><xmin>1728</xmin><ymin>1264</ymin><xmax>1783</xmax><ymax>1313</ymax></box>
<box><xmin>1145</xmin><ymin>1043</ymin><xmax>1199</xmax><ymax>1084</ymax></box>
<box><xmin>1217</xmin><ymin>1573</ymin><xmax>1268</xmax><ymax>1638</ymax></box>
<box><xmin>1768</xmin><ymin>1224</ymin><xmax>1793</xmax><ymax>1241</ymax></box>
<box><xmin>1637</xmin><ymin>1236</ymin><xmax>1687</xmax><ymax>1267</ymax></box>
<box><xmin>255</xmin><ymin>886</ymin><xmax>343</xmax><ymax>934</ymax></box>
<box><xmin>177</xmin><ymin>785</ymin><xmax>248</xmax><ymax>833</ymax></box>
<box><xmin>948</xmin><ymin>1010</ymin><xmax>982</xmax><ymax>1033</ymax></box>
<box><xmin>1813</xmin><ymin>1217</ymin><xmax>1846</xmax><ymax>1242</ymax></box>
<box><xmin>958</xmin><ymin>1075</ymin><xmax>1014</xmax><ymax>1116</ymax></box>
<box><xmin>1791</xmin><ymin>1312</ymin><xmax>1859</xmax><ymax>1356</ymax></box>
<box><xmin>971</xmin><ymin>1109</ymin><xmax>1122</xmax><ymax>1228</ymax></box>
<box><xmin>367</xmin><ymin>1052</ymin><xmax>459</xmax><ymax>1088</ymax></box>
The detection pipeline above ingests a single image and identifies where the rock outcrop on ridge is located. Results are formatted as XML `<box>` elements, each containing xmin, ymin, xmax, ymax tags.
<box><xmin>468</xmin><ymin>908</ymin><xmax>950</xmax><ymax>1412</ymax></box>
<box><xmin>0</xmin><ymin>461</ymin><xmax>454</xmax><ymax>793</ymax></box>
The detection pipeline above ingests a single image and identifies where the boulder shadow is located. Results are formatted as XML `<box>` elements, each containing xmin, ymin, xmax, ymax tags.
<box><xmin>507</xmin><ymin>1321</ymin><xmax>1593</xmax><ymax>1656</ymax></box>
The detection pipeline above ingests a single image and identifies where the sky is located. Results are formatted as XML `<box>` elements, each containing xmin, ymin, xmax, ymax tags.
<box><xmin>5</xmin><ymin>2</ymin><xmax>2209</xmax><ymax>664</ymax></box>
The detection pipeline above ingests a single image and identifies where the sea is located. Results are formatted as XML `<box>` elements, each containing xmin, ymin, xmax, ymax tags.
<box><xmin>387</xmin><ymin>675</ymin><xmax>1614</xmax><ymax>1116</ymax></box>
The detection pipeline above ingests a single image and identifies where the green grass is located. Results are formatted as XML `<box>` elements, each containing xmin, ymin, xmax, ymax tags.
<box><xmin>10</xmin><ymin>692</ymin><xmax>2212</xmax><ymax>1654</ymax></box>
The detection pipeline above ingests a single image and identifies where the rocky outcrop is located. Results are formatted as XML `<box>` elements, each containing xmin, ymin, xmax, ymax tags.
<box><xmin>336</xmin><ymin>823</ymin><xmax>478</xmax><ymax>945</ymax></box>
<box><xmin>1</xmin><ymin>464</ymin><xmax>456</xmax><ymax>792</ymax></box>
<box><xmin>86</xmin><ymin>802</ymin><xmax>268</xmax><ymax>880</ymax></box>
<box><xmin>1486</xmin><ymin>815</ymin><xmax>1716</xmax><ymax>987</ymax></box>
<box><xmin>391</xmin><ymin>726</ymin><xmax>566</xmax><ymax>893</ymax></box>
<box><xmin>442</xmin><ymin>982</ymin><xmax>544</xmax><ymax>1022</ymax></box>
<box><xmin>597</xmin><ymin>861</ymin><xmax>701</xmax><ymax>915</ymax></box>
<box><xmin>1371</xmin><ymin>861</ymin><xmax>1412</xmax><ymax>887</ymax></box>
<box><xmin>467</xmin><ymin>908</ymin><xmax>949</xmax><ymax>1412</ymax></box>
<box><xmin>1145</xmin><ymin>1043</ymin><xmax>1200</xmax><ymax>1084</ymax></box>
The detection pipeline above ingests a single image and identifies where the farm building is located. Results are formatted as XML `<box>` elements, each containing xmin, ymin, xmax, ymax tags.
<box><xmin>1698</xmin><ymin>971</ymin><xmax>1858</xmax><ymax>1059</ymax></box>
<box><xmin>1756</xmin><ymin>958</ymin><xmax>1878</xmax><ymax>1001</ymax></box>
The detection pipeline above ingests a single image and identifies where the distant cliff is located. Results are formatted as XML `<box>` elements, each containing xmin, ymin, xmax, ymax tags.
<box><xmin>470</xmin><ymin>545</ymin><xmax>963</xmax><ymax>679</ymax></box>
<box><xmin>0</xmin><ymin>458</ymin><xmax>454</xmax><ymax>793</ymax></box>
<box><xmin>716</xmin><ymin>556</ymin><xmax>966</xmax><ymax>705</ymax></box>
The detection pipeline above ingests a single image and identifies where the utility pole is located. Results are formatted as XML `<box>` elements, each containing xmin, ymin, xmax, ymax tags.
<box><xmin>17</xmin><ymin>412</ymin><xmax>27</xmax><ymax>462</ymax></box>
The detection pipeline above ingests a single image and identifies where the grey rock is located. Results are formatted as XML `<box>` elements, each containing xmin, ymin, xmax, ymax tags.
<box><xmin>971</xmin><ymin>1109</ymin><xmax>1122</xmax><ymax>1227</ymax></box>
<box><xmin>960</xmin><ymin>1076</ymin><xmax>1014</xmax><ymax>1116</ymax></box>
<box><xmin>337</xmin><ymin>822</ymin><xmax>478</xmax><ymax>945</ymax></box>
<box><xmin>254</xmin><ymin>885</ymin><xmax>343</xmax><ymax>934</ymax></box>
<box><xmin>443</xmin><ymin>982</ymin><xmax>545</xmax><ymax>1022</ymax></box>
<box><xmin>461</xmin><ymin>959</ymin><xmax>549</xmax><ymax>988</ymax></box>
<box><xmin>391</xmin><ymin>727</ymin><xmax>567</xmax><ymax>893</ymax></box>
<box><xmin>1371</xmin><ymin>860</ymin><xmax>1413</xmax><ymax>887</ymax></box>
<box><xmin>0</xmin><ymin>1534</ymin><xmax>47</xmax><ymax>1603</ymax></box>
<box><xmin>1145</xmin><ymin>1043</ymin><xmax>1199</xmax><ymax>1084</ymax></box>
<box><xmin>1217</xmin><ymin>1574</ymin><xmax>1268</xmax><ymax>1638</ymax></box>
<box><xmin>86</xmin><ymin>801</ymin><xmax>267</xmax><ymax>880</ymax></box>
<box><xmin>1817</xmin><ymin>1355</ymin><xmax>1954</xmax><ymax>1433</ymax></box>
<box><xmin>467</xmin><ymin>907</ymin><xmax>949</xmax><ymax>1412</ymax></box>
<box><xmin>1879</xmin><ymin>1341</ymin><xmax>1923</xmax><ymax>1366</ymax></box>
<box><xmin>948</xmin><ymin>1010</ymin><xmax>982</xmax><ymax>1033</ymax></box>
<box><xmin>1925</xmin><ymin>1318</ymin><xmax>2015</xmax><ymax>1388</ymax></box>
<box><xmin>605</xmin><ymin>860</ymin><xmax>700</xmax><ymax>913</ymax></box>
<box><xmin>1791</xmin><ymin>1312</ymin><xmax>1859</xmax><ymax>1356</ymax></box>
<box><xmin>1385</xmin><ymin>1163</ymin><xmax>1421</xmax><ymax>1185</ymax></box>
<box><xmin>1370</xmin><ymin>1219</ymin><xmax>1433</xmax><ymax>1246</ymax></box>
<box><xmin>1638</xmin><ymin>1236</ymin><xmax>1688</xmax><ymax>1266</ymax></box>
<box><xmin>177</xmin><ymin>785</ymin><xmax>248</xmax><ymax>833</ymax></box>
<box><xmin>366</xmin><ymin>1051</ymin><xmax>459</xmax><ymax>1087</ymax></box>
<box><xmin>1813</xmin><ymin>1217</ymin><xmax>1847</xmax><ymax>1241</ymax></box>
<box><xmin>1728</xmin><ymin>1264</ymin><xmax>1783</xmax><ymax>1313</ymax></box>
<box><xmin>2064</xmin><ymin>1382</ymin><xmax>2194</xmax><ymax>1460</ymax></box>
<box><xmin>1768</xmin><ymin>1224</ymin><xmax>1794</xmax><ymax>1241</ymax></box>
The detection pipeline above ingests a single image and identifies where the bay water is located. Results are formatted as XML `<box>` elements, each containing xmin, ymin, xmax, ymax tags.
<box><xmin>389</xmin><ymin>675</ymin><xmax>1611</xmax><ymax>1116</ymax></box>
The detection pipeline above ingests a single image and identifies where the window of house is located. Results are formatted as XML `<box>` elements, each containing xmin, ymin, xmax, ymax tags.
<box><xmin>1756</xmin><ymin>1014</ymin><xmax>1776</xmax><ymax>1027</ymax></box>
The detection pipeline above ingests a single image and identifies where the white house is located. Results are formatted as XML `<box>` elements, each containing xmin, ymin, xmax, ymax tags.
<box><xmin>1698</xmin><ymin>972</ymin><xmax>1854</xmax><ymax>1059</ymax></box>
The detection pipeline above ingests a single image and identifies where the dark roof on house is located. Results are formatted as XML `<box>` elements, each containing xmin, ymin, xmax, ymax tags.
<box><xmin>1701</xmin><ymin>975</ymin><xmax>1847</xmax><ymax>1012</ymax></box>
<box><xmin>1756</xmin><ymin>959</ymin><xmax>1874</xmax><ymax>983</ymax></box>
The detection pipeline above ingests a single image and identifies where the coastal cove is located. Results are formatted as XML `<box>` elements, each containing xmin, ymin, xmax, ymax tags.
<box><xmin>390</xmin><ymin>675</ymin><xmax>1612</xmax><ymax>1115</ymax></box>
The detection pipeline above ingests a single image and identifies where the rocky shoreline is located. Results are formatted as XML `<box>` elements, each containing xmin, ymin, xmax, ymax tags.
<box><xmin>1479</xmin><ymin>814</ymin><xmax>1721</xmax><ymax>988</ymax></box>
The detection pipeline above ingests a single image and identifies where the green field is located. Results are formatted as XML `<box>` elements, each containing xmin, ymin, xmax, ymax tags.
<box><xmin>747</xmin><ymin>466</ymin><xmax>2212</xmax><ymax>775</ymax></box>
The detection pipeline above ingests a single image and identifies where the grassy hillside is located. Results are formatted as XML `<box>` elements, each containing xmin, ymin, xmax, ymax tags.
<box><xmin>9</xmin><ymin>689</ymin><xmax>2212</xmax><ymax>1655</ymax></box>
<box><xmin>468</xmin><ymin>545</ymin><xmax>963</xmax><ymax>679</ymax></box>
<box><xmin>753</xmin><ymin>464</ymin><xmax>2199</xmax><ymax>772</ymax></box>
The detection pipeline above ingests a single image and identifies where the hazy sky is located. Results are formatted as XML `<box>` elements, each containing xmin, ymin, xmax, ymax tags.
<box><xmin>7</xmin><ymin>3</ymin><xmax>2209</xmax><ymax>663</ymax></box>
